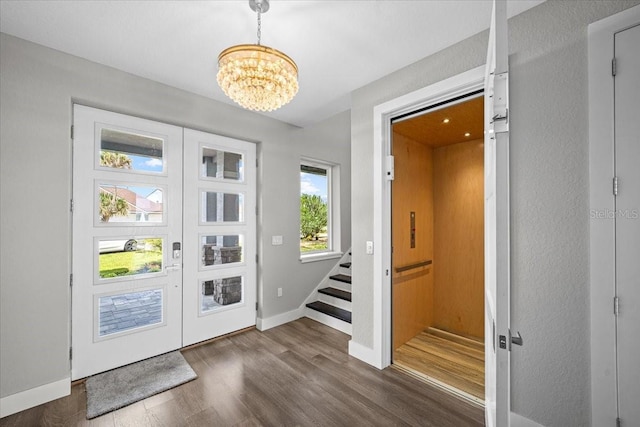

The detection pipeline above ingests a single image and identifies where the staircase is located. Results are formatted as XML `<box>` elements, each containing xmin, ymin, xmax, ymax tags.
<box><xmin>304</xmin><ymin>254</ymin><xmax>352</xmax><ymax>335</ymax></box>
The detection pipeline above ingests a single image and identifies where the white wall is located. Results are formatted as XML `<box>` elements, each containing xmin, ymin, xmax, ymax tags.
<box><xmin>349</xmin><ymin>1</ymin><xmax>640</xmax><ymax>426</ymax></box>
<box><xmin>0</xmin><ymin>33</ymin><xmax>350</xmax><ymax>403</ymax></box>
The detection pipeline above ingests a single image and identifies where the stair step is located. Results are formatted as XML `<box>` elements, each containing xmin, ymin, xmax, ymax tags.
<box><xmin>318</xmin><ymin>287</ymin><xmax>352</xmax><ymax>302</ymax></box>
<box><xmin>340</xmin><ymin>262</ymin><xmax>352</xmax><ymax>268</ymax></box>
<box><xmin>306</xmin><ymin>301</ymin><xmax>352</xmax><ymax>323</ymax></box>
<box><xmin>330</xmin><ymin>274</ymin><xmax>352</xmax><ymax>284</ymax></box>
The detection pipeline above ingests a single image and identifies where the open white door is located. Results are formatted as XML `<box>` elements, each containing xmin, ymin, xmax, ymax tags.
<box><xmin>484</xmin><ymin>0</ymin><xmax>511</xmax><ymax>426</ymax></box>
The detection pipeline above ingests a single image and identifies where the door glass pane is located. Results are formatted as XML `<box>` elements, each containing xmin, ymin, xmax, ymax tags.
<box><xmin>99</xmin><ymin>237</ymin><xmax>163</xmax><ymax>279</ymax></box>
<box><xmin>201</xmin><ymin>235</ymin><xmax>244</xmax><ymax>267</ymax></box>
<box><xmin>201</xmin><ymin>276</ymin><xmax>243</xmax><ymax>313</ymax></box>
<box><xmin>201</xmin><ymin>147</ymin><xmax>244</xmax><ymax>181</ymax></box>
<box><xmin>201</xmin><ymin>191</ymin><xmax>244</xmax><ymax>223</ymax></box>
<box><xmin>100</xmin><ymin>128</ymin><xmax>164</xmax><ymax>173</ymax></box>
<box><xmin>98</xmin><ymin>289</ymin><xmax>163</xmax><ymax>337</ymax></box>
<box><xmin>99</xmin><ymin>184</ymin><xmax>164</xmax><ymax>224</ymax></box>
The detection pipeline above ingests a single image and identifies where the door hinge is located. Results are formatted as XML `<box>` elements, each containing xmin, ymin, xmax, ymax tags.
<box><xmin>255</xmin><ymin>254</ymin><xmax>259</xmax><ymax>263</ymax></box>
<box><xmin>70</xmin><ymin>125</ymin><xmax>74</xmax><ymax>139</ymax></box>
<box><xmin>69</xmin><ymin>274</ymin><xmax>73</xmax><ymax>287</ymax></box>
<box><xmin>612</xmin><ymin>57</ymin><xmax>617</xmax><ymax>77</ymax></box>
<box><xmin>613</xmin><ymin>176</ymin><xmax>618</xmax><ymax>196</ymax></box>
<box><xmin>255</xmin><ymin>205</ymin><xmax>258</xmax><ymax>216</ymax></box>
<box><xmin>255</xmin><ymin>302</ymin><xmax>258</xmax><ymax>311</ymax></box>
<box><xmin>617</xmin><ymin>417</ymin><xmax>622</xmax><ymax>427</ymax></box>
<box><xmin>70</xmin><ymin>199</ymin><xmax>74</xmax><ymax>212</ymax></box>
<box><xmin>69</xmin><ymin>347</ymin><xmax>72</xmax><ymax>361</ymax></box>
<box><xmin>256</xmin><ymin>158</ymin><xmax>259</xmax><ymax>167</ymax></box>
<box><xmin>614</xmin><ymin>296</ymin><xmax>620</xmax><ymax>316</ymax></box>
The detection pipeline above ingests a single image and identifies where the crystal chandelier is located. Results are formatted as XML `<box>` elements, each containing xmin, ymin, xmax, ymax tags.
<box><xmin>217</xmin><ymin>0</ymin><xmax>298</xmax><ymax>112</ymax></box>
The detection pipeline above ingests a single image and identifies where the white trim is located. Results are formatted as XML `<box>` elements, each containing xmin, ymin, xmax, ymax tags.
<box><xmin>0</xmin><ymin>378</ymin><xmax>70</xmax><ymax>418</ymax></box>
<box><xmin>588</xmin><ymin>6</ymin><xmax>640</xmax><ymax>427</ymax></box>
<box><xmin>300</xmin><ymin>251</ymin><xmax>343</xmax><ymax>263</ymax></box>
<box><xmin>256</xmin><ymin>307</ymin><xmax>303</xmax><ymax>331</ymax></box>
<box><xmin>510</xmin><ymin>412</ymin><xmax>543</xmax><ymax>427</ymax></box>
<box><xmin>348</xmin><ymin>340</ymin><xmax>380</xmax><ymax>368</ymax></box>
<box><xmin>299</xmin><ymin>157</ymin><xmax>342</xmax><ymax>258</ymax></box>
<box><xmin>358</xmin><ymin>65</ymin><xmax>485</xmax><ymax>370</ymax></box>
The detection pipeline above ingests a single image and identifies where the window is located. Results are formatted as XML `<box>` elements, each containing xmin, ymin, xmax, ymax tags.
<box><xmin>300</xmin><ymin>158</ymin><xmax>341</xmax><ymax>261</ymax></box>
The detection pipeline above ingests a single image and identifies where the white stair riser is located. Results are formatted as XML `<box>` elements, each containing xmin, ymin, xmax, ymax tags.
<box><xmin>327</xmin><ymin>281</ymin><xmax>351</xmax><ymax>292</ymax></box>
<box><xmin>304</xmin><ymin>308</ymin><xmax>352</xmax><ymax>335</ymax></box>
<box><xmin>318</xmin><ymin>293</ymin><xmax>352</xmax><ymax>311</ymax></box>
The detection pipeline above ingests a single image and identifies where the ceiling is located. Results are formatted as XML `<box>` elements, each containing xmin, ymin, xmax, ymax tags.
<box><xmin>393</xmin><ymin>95</ymin><xmax>484</xmax><ymax>147</ymax></box>
<box><xmin>0</xmin><ymin>0</ymin><xmax>544</xmax><ymax>128</ymax></box>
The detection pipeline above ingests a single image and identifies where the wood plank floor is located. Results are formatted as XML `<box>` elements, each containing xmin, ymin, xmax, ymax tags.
<box><xmin>0</xmin><ymin>319</ymin><xmax>484</xmax><ymax>426</ymax></box>
<box><xmin>393</xmin><ymin>328</ymin><xmax>485</xmax><ymax>402</ymax></box>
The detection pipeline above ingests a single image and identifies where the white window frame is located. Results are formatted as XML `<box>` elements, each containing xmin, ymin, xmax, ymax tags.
<box><xmin>299</xmin><ymin>157</ymin><xmax>342</xmax><ymax>263</ymax></box>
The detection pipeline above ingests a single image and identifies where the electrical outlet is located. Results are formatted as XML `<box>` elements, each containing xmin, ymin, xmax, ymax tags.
<box><xmin>272</xmin><ymin>235</ymin><xmax>283</xmax><ymax>246</ymax></box>
<box><xmin>277</xmin><ymin>287</ymin><xmax>283</xmax><ymax>297</ymax></box>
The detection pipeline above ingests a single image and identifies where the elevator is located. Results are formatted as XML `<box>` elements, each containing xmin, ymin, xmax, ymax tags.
<box><xmin>391</xmin><ymin>94</ymin><xmax>485</xmax><ymax>404</ymax></box>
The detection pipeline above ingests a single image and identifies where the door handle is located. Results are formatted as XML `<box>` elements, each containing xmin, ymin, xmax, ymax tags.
<box><xmin>511</xmin><ymin>331</ymin><xmax>523</xmax><ymax>346</ymax></box>
<box><xmin>165</xmin><ymin>263</ymin><xmax>182</xmax><ymax>272</ymax></box>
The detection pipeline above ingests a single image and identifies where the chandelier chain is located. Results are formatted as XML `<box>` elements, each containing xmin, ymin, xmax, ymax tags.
<box><xmin>256</xmin><ymin>4</ymin><xmax>262</xmax><ymax>45</ymax></box>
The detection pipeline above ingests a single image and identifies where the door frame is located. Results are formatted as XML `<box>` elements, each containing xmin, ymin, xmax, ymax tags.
<box><xmin>367</xmin><ymin>65</ymin><xmax>485</xmax><ymax>371</ymax></box>
<box><xmin>588</xmin><ymin>5</ymin><xmax>640</xmax><ymax>426</ymax></box>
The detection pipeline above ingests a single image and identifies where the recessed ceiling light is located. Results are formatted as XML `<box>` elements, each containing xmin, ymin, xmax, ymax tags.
<box><xmin>464</xmin><ymin>132</ymin><xmax>471</xmax><ymax>137</ymax></box>
<box><xmin>442</xmin><ymin>118</ymin><xmax>450</xmax><ymax>124</ymax></box>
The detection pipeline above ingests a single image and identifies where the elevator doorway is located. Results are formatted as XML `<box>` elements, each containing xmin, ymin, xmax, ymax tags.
<box><xmin>391</xmin><ymin>94</ymin><xmax>485</xmax><ymax>405</ymax></box>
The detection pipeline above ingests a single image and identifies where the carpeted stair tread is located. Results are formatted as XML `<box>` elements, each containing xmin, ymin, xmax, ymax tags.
<box><xmin>340</xmin><ymin>262</ymin><xmax>352</xmax><ymax>268</ymax></box>
<box><xmin>306</xmin><ymin>301</ymin><xmax>352</xmax><ymax>323</ymax></box>
<box><xmin>330</xmin><ymin>274</ymin><xmax>352</xmax><ymax>284</ymax></box>
<box><xmin>318</xmin><ymin>287</ymin><xmax>352</xmax><ymax>302</ymax></box>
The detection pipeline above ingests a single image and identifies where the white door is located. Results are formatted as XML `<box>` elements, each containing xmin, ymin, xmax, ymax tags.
<box><xmin>182</xmin><ymin>129</ymin><xmax>257</xmax><ymax>346</ymax></box>
<box><xmin>72</xmin><ymin>106</ymin><xmax>183</xmax><ymax>380</ymax></box>
<box><xmin>614</xmin><ymin>23</ymin><xmax>640</xmax><ymax>426</ymax></box>
<box><xmin>484</xmin><ymin>1</ymin><xmax>510</xmax><ymax>426</ymax></box>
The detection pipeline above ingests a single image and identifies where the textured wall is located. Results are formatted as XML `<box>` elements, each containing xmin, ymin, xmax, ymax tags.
<box><xmin>0</xmin><ymin>33</ymin><xmax>350</xmax><ymax>399</ymax></box>
<box><xmin>350</xmin><ymin>1</ymin><xmax>640</xmax><ymax>426</ymax></box>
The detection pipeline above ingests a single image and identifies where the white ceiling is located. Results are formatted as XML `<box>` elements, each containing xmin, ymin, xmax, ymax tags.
<box><xmin>0</xmin><ymin>0</ymin><xmax>543</xmax><ymax>127</ymax></box>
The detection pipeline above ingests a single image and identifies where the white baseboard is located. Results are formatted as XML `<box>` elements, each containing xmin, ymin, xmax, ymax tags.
<box><xmin>256</xmin><ymin>308</ymin><xmax>303</xmax><ymax>331</ymax></box>
<box><xmin>511</xmin><ymin>412</ymin><xmax>544</xmax><ymax>427</ymax></box>
<box><xmin>348</xmin><ymin>339</ymin><xmax>382</xmax><ymax>368</ymax></box>
<box><xmin>0</xmin><ymin>377</ymin><xmax>70</xmax><ymax>418</ymax></box>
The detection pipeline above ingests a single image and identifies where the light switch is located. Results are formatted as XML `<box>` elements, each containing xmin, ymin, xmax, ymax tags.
<box><xmin>272</xmin><ymin>235</ymin><xmax>283</xmax><ymax>246</ymax></box>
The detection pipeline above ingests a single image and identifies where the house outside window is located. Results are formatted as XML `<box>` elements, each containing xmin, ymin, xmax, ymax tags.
<box><xmin>300</xmin><ymin>158</ymin><xmax>341</xmax><ymax>262</ymax></box>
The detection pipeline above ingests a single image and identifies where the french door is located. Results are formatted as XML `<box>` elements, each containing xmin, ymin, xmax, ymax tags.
<box><xmin>182</xmin><ymin>129</ymin><xmax>257</xmax><ymax>346</ymax></box>
<box><xmin>72</xmin><ymin>106</ymin><xmax>256</xmax><ymax>379</ymax></box>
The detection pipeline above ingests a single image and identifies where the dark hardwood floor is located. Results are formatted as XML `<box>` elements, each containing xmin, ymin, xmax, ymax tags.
<box><xmin>0</xmin><ymin>318</ymin><xmax>484</xmax><ymax>426</ymax></box>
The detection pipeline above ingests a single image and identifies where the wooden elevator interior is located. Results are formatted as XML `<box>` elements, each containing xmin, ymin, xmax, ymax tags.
<box><xmin>391</xmin><ymin>95</ymin><xmax>486</xmax><ymax>402</ymax></box>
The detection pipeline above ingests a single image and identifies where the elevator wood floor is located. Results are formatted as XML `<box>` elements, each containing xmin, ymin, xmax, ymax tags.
<box><xmin>1</xmin><ymin>319</ymin><xmax>484</xmax><ymax>426</ymax></box>
<box><xmin>393</xmin><ymin>327</ymin><xmax>485</xmax><ymax>402</ymax></box>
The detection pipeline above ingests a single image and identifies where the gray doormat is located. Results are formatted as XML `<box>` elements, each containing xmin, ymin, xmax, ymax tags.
<box><xmin>85</xmin><ymin>351</ymin><xmax>197</xmax><ymax>419</ymax></box>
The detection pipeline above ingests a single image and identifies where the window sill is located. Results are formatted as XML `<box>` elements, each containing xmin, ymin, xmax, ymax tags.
<box><xmin>300</xmin><ymin>251</ymin><xmax>343</xmax><ymax>264</ymax></box>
